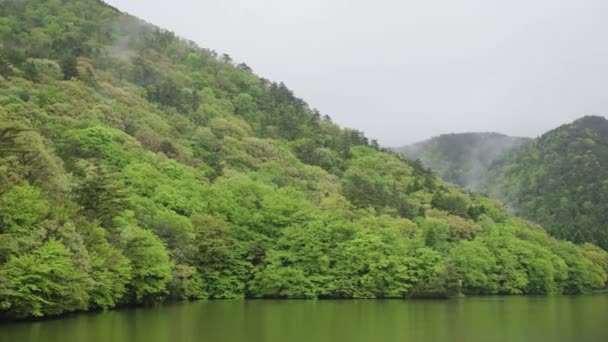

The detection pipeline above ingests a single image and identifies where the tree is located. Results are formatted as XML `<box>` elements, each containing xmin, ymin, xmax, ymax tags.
<box><xmin>330</xmin><ymin>232</ymin><xmax>413</xmax><ymax>298</ymax></box>
<box><xmin>167</xmin><ymin>264</ymin><xmax>207</xmax><ymax>300</ymax></box>
<box><xmin>73</xmin><ymin>161</ymin><xmax>129</xmax><ymax>227</ymax></box>
<box><xmin>0</xmin><ymin>240</ymin><xmax>88</xmax><ymax>318</ymax></box>
<box><xmin>431</xmin><ymin>190</ymin><xmax>470</xmax><ymax>218</ymax></box>
<box><xmin>60</xmin><ymin>55</ymin><xmax>79</xmax><ymax>80</ymax></box>
<box><xmin>22</xmin><ymin>61</ymin><xmax>39</xmax><ymax>82</ymax></box>
<box><xmin>191</xmin><ymin>214</ymin><xmax>249</xmax><ymax>298</ymax></box>
<box><xmin>80</xmin><ymin>223</ymin><xmax>132</xmax><ymax>309</ymax></box>
<box><xmin>121</xmin><ymin>226</ymin><xmax>172</xmax><ymax>303</ymax></box>
<box><xmin>449</xmin><ymin>240</ymin><xmax>497</xmax><ymax>294</ymax></box>
<box><xmin>0</xmin><ymin>185</ymin><xmax>48</xmax><ymax>234</ymax></box>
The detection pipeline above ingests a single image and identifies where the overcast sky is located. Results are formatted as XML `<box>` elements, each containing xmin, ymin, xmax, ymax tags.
<box><xmin>105</xmin><ymin>0</ymin><xmax>608</xmax><ymax>146</ymax></box>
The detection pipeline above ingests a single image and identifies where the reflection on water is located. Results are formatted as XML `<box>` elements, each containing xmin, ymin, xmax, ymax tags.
<box><xmin>1</xmin><ymin>294</ymin><xmax>608</xmax><ymax>342</ymax></box>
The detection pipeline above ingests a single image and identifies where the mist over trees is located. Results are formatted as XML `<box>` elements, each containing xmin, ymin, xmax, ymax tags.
<box><xmin>0</xmin><ymin>0</ymin><xmax>606</xmax><ymax>320</ymax></box>
<box><xmin>481</xmin><ymin>116</ymin><xmax>608</xmax><ymax>250</ymax></box>
<box><xmin>395</xmin><ymin>118</ymin><xmax>608</xmax><ymax>251</ymax></box>
<box><xmin>394</xmin><ymin>133</ymin><xmax>530</xmax><ymax>191</ymax></box>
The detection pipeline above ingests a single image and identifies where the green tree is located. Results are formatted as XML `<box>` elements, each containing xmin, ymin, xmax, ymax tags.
<box><xmin>73</xmin><ymin>161</ymin><xmax>129</xmax><ymax>227</ymax></box>
<box><xmin>121</xmin><ymin>226</ymin><xmax>172</xmax><ymax>303</ymax></box>
<box><xmin>191</xmin><ymin>214</ymin><xmax>250</xmax><ymax>298</ymax></box>
<box><xmin>0</xmin><ymin>185</ymin><xmax>48</xmax><ymax>234</ymax></box>
<box><xmin>60</xmin><ymin>55</ymin><xmax>78</xmax><ymax>80</ymax></box>
<box><xmin>0</xmin><ymin>240</ymin><xmax>88</xmax><ymax>318</ymax></box>
<box><xmin>80</xmin><ymin>223</ymin><xmax>132</xmax><ymax>309</ymax></box>
<box><xmin>449</xmin><ymin>240</ymin><xmax>498</xmax><ymax>294</ymax></box>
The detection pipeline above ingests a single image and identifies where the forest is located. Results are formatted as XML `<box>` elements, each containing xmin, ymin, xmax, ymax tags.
<box><xmin>394</xmin><ymin>133</ymin><xmax>529</xmax><ymax>190</ymax></box>
<box><xmin>397</xmin><ymin>118</ymin><xmax>608</xmax><ymax>251</ymax></box>
<box><xmin>481</xmin><ymin>116</ymin><xmax>608</xmax><ymax>250</ymax></box>
<box><xmin>0</xmin><ymin>0</ymin><xmax>607</xmax><ymax>319</ymax></box>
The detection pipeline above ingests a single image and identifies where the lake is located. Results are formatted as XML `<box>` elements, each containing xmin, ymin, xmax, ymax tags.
<box><xmin>1</xmin><ymin>295</ymin><xmax>607</xmax><ymax>342</ymax></box>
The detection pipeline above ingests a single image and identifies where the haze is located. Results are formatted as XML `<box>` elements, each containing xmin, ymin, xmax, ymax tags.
<box><xmin>105</xmin><ymin>0</ymin><xmax>608</xmax><ymax>146</ymax></box>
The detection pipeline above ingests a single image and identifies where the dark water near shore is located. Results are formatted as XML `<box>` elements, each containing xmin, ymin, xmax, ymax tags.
<box><xmin>2</xmin><ymin>295</ymin><xmax>607</xmax><ymax>342</ymax></box>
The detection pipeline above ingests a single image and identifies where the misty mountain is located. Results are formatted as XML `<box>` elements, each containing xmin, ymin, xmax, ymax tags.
<box><xmin>393</xmin><ymin>133</ymin><xmax>530</xmax><ymax>190</ymax></box>
<box><xmin>0</xmin><ymin>0</ymin><xmax>606</xmax><ymax>320</ymax></box>
<box><xmin>481</xmin><ymin>116</ymin><xmax>608</xmax><ymax>249</ymax></box>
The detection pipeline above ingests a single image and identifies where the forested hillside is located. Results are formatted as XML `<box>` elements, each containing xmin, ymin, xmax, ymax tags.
<box><xmin>1</xmin><ymin>0</ymin><xmax>607</xmax><ymax>320</ymax></box>
<box><xmin>394</xmin><ymin>133</ymin><xmax>530</xmax><ymax>190</ymax></box>
<box><xmin>481</xmin><ymin>116</ymin><xmax>608</xmax><ymax>250</ymax></box>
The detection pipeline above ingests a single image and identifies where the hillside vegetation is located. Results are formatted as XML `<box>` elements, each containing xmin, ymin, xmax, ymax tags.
<box><xmin>0</xmin><ymin>0</ymin><xmax>607</xmax><ymax>319</ymax></box>
<box><xmin>482</xmin><ymin>116</ymin><xmax>608</xmax><ymax>250</ymax></box>
<box><xmin>394</xmin><ymin>133</ymin><xmax>530</xmax><ymax>190</ymax></box>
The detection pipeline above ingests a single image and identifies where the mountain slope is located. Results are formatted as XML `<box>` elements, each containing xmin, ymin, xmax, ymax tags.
<box><xmin>0</xmin><ymin>0</ymin><xmax>606</xmax><ymax>319</ymax></box>
<box><xmin>481</xmin><ymin>116</ymin><xmax>608</xmax><ymax>249</ymax></box>
<box><xmin>394</xmin><ymin>133</ymin><xmax>530</xmax><ymax>190</ymax></box>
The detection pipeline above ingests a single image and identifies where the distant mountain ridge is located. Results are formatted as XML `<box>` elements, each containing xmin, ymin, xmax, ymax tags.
<box><xmin>481</xmin><ymin>115</ymin><xmax>608</xmax><ymax>249</ymax></box>
<box><xmin>393</xmin><ymin>132</ymin><xmax>531</xmax><ymax>190</ymax></box>
<box><xmin>395</xmin><ymin>117</ymin><xmax>608</xmax><ymax>250</ymax></box>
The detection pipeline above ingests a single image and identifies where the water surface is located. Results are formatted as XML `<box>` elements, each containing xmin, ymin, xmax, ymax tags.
<box><xmin>2</xmin><ymin>295</ymin><xmax>607</xmax><ymax>342</ymax></box>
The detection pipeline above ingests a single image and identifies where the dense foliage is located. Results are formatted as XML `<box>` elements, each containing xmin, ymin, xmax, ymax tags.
<box><xmin>0</xmin><ymin>0</ymin><xmax>606</xmax><ymax>319</ymax></box>
<box><xmin>394</xmin><ymin>133</ymin><xmax>529</xmax><ymax>190</ymax></box>
<box><xmin>481</xmin><ymin>116</ymin><xmax>608</xmax><ymax>249</ymax></box>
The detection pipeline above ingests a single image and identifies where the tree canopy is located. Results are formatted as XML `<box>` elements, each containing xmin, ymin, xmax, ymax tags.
<box><xmin>0</xmin><ymin>0</ymin><xmax>606</xmax><ymax>320</ymax></box>
<box><xmin>481</xmin><ymin>116</ymin><xmax>608</xmax><ymax>250</ymax></box>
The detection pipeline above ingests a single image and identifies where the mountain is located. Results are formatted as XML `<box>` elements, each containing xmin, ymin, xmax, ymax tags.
<box><xmin>0</xmin><ymin>0</ymin><xmax>606</xmax><ymax>319</ymax></box>
<box><xmin>394</xmin><ymin>133</ymin><xmax>530</xmax><ymax>190</ymax></box>
<box><xmin>481</xmin><ymin>116</ymin><xmax>608</xmax><ymax>250</ymax></box>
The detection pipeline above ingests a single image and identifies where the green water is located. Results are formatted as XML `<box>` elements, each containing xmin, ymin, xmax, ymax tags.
<box><xmin>2</xmin><ymin>295</ymin><xmax>607</xmax><ymax>342</ymax></box>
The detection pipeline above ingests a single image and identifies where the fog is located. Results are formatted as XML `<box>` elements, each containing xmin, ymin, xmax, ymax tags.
<box><xmin>396</xmin><ymin>133</ymin><xmax>531</xmax><ymax>190</ymax></box>
<box><xmin>105</xmin><ymin>0</ymin><xmax>608</xmax><ymax>146</ymax></box>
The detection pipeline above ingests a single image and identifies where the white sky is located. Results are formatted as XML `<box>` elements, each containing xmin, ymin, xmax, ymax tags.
<box><xmin>105</xmin><ymin>0</ymin><xmax>608</xmax><ymax>146</ymax></box>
